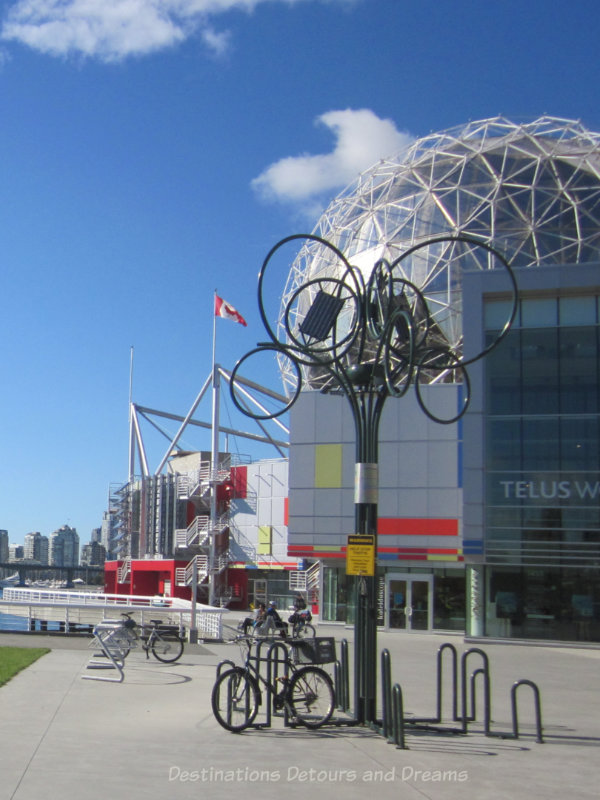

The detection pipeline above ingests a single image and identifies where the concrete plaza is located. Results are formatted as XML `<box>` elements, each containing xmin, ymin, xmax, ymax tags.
<box><xmin>1</xmin><ymin>622</ymin><xmax>599</xmax><ymax>800</ymax></box>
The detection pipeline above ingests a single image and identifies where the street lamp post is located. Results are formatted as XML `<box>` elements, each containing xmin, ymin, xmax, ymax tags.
<box><xmin>230</xmin><ymin>233</ymin><xmax>517</xmax><ymax>726</ymax></box>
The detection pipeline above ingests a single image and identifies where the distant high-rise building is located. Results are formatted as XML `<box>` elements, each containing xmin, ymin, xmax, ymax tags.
<box><xmin>9</xmin><ymin>544</ymin><xmax>24</xmax><ymax>561</ymax></box>
<box><xmin>81</xmin><ymin>540</ymin><xmax>106</xmax><ymax>567</ymax></box>
<box><xmin>101</xmin><ymin>501</ymin><xmax>121</xmax><ymax>560</ymax></box>
<box><xmin>23</xmin><ymin>532</ymin><xmax>49</xmax><ymax>564</ymax></box>
<box><xmin>0</xmin><ymin>530</ymin><xmax>8</xmax><ymax>563</ymax></box>
<box><xmin>50</xmin><ymin>525</ymin><xmax>79</xmax><ymax>567</ymax></box>
<box><xmin>90</xmin><ymin>527</ymin><xmax>102</xmax><ymax>544</ymax></box>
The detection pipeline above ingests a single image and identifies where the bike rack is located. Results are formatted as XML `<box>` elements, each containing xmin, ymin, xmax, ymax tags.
<box><xmin>82</xmin><ymin>622</ymin><xmax>127</xmax><ymax>683</ymax></box>
<box><xmin>258</xmin><ymin>639</ymin><xmax>291</xmax><ymax>727</ymax></box>
<box><xmin>460</xmin><ymin>648</ymin><xmax>491</xmax><ymax>735</ymax></box>
<box><xmin>379</xmin><ymin>649</ymin><xmax>408</xmax><ymax>749</ymax></box>
<box><xmin>391</xmin><ymin>684</ymin><xmax>407</xmax><ymax>749</ymax></box>
<box><xmin>407</xmin><ymin>642</ymin><xmax>459</xmax><ymax>725</ymax></box>
<box><xmin>381</xmin><ymin>649</ymin><xmax>393</xmax><ymax>739</ymax></box>
<box><xmin>334</xmin><ymin>639</ymin><xmax>351</xmax><ymax>713</ymax></box>
<box><xmin>511</xmin><ymin>679</ymin><xmax>544</xmax><ymax>743</ymax></box>
<box><xmin>468</xmin><ymin>667</ymin><xmax>486</xmax><ymax>724</ymax></box>
<box><xmin>216</xmin><ymin>659</ymin><xmax>237</xmax><ymax>678</ymax></box>
<box><xmin>377</xmin><ymin>642</ymin><xmax>543</xmax><ymax>747</ymax></box>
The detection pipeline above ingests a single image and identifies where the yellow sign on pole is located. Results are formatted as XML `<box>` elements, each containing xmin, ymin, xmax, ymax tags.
<box><xmin>346</xmin><ymin>534</ymin><xmax>375</xmax><ymax>576</ymax></box>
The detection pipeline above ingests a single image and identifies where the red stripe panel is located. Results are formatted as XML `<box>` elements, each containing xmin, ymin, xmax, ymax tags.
<box><xmin>378</xmin><ymin>517</ymin><xmax>458</xmax><ymax>536</ymax></box>
<box><xmin>230</xmin><ymin>466</ymin><xmax>247</xmax><ymax>499</ymax></box>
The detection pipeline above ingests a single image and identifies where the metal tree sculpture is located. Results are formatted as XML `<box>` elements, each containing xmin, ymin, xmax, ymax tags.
<box><xmin>231</xmin><ymin>233</ymin><xmax>517</xmax><ymax>724</ymax></box>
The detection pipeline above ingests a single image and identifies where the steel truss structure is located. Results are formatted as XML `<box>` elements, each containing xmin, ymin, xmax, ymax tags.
<box><xmin>109</xmin><ymin>365</ymin><xmax>290</xmax><ymax>607</ymax></box>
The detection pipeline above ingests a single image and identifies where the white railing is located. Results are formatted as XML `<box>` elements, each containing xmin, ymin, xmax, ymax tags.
<box><xmin>289</xmin><ymin>571</ymin><xmax>307</xmax><ymax>591</ymax></box>
<box><xmin>0</xmin><ymin>587</ymin><xmax>228</xmax><ymax>639</ymax></box>
<box><xmin>306</xmin><ymin>561</ymin><xmax>320</xmax><ymax>590</ymax></box>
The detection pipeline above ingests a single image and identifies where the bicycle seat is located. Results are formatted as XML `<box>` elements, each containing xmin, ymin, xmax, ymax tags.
<box><xmin>149</xmin><ymin>619</ymin><xmax>163</xmax><ymax>625</ymax></box>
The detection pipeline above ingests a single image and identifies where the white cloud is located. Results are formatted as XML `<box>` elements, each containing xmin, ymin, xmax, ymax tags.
<box><xmin>252</xmin><ymin>109</ymin><xmax>414</xmax><ymax>208</ymax></box>
<box><xmin>1</xmin><ymin>0</ymin><xmax>348</xmax><ymax>62</ymax></box>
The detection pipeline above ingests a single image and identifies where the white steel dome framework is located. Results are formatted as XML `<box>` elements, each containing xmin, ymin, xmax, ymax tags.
<box><xmin>277</xmin><ymin>116</ymin><xmax>600</xmax><ymax>392</ymax></box>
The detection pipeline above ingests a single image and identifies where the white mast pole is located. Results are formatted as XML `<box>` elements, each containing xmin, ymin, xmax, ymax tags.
<box><xmin>209</xmin><ymin>290</ymin><xmax>220</xmax><ymax>607</ymax></box>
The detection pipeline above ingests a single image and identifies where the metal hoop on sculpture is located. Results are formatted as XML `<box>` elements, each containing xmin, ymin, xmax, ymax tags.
<box><xmin>381</xmin><ymin>309</ymin><xmax>416</xmax><ymax>398</ymax></box>
<box><xmin>414</xmin><ymin>347</ymin><xmax>471</xmax><ymax>424</ymax></box>
<box><xmin>390</xmin><ymin>234</ymin><xmax>518</xmax><ymax>368</ymax></box>
<box><xmin>230</xmin><ymin>345</ymin><xmax>302</xmax><ymax>420</ymax></box>
<box><xmin>257</xmin><ymin>233</ymin><xmax>363</xmax><ymax>351</ymax></box>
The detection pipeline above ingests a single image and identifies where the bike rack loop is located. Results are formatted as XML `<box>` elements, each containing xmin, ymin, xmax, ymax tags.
<box><xmin>216</xmin><ymin>659</ymin><xmax>237</xmax><ymax>678</ymax></box>
<box><xmin>460</xmin><ymin>648</ymin><xmax>491</xmax><ymax>735</ymax></box>
<box><xmin>511</xmin><ymin>679</ymin><xmax>544</xmax><ymax>743</ymax></box>
<box><xmin>438</xmin><ymin>643</ymin><xmax>459</xmax><ymax>722</ymax></box>
<box><xmin>334</xmin><ymin>639</ymin><xmax>351</xmax><ymax>713</ymax></box>
<box><xmin>381</xmin><ymin>649</ymin><xmax>393</xmax><ymax>738</ymax></box>
<box><xmin>468</xmin><ymin>668</ymin><xmax>486</xmax><ymax>723</ymax></box>
<box><xmin>258</xmin><ymin>639</ymin><xmax>290</xmax><ymax>727</ymax></box>
<box><xmin>403</xmin><ymin>642</ymin><xmax>459</xmax><ymax>725</ymax></box>
<box><xmin>392</xmin><ymin>684</ymin><xmax>407</xmax><ymax>750</ymax></box>
<box><xmin>378</xmin><ymin>649</ymin><xmax>408</xmax><ymax>749</ymax></box>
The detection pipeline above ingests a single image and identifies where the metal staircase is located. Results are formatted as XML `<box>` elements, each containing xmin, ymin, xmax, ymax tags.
<box><xmin>174</xmin><ymin>514</ymin><xmax>230</xmax><ymax>550</ymax></box>
<box><xmin>174</xmin><ymin>458</ymin><xmax>234</xmax><ymax>604</ymax></box>
<box><xmin>176</xmin><ymin>551</ymin><xmax>231</xmax><ymax>587</ymax></box>
<box><xmin>288</xmin><ymin>561</ymin><xmax>320</xmax><ymax>602</ymax></box>
<box><xmin>117</xmin><ymin>558</ymin><xmax>131</xmax><ymax>584</ymax></box>
<box><xmin>174</xmin><ymin>515</ymin><xmax>211</xmax><ymax>549</ymax></box>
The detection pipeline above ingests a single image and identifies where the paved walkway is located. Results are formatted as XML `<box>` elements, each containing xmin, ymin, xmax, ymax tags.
<box><xmin>1</xmin><ymin>625</ymin><xmax>599</xmax><ymax>800</ymax></box>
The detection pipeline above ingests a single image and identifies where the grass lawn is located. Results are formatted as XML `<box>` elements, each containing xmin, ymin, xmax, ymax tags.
<box><xmin>0</xmin><ymin>647</ymin><xmax>50</xmax><ymax>687</ymax></box>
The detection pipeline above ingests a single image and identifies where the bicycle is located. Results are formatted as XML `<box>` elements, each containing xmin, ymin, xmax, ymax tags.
<box><xmin>211</xmin><ymin>635</ymin><xmax>335</xmax><ymax>732</ymax></box>
<box><xmin>108</xmin><ymin>612</ymin><xmax>186</xmax><ymax>663</ymax></box>
<box><xmin>288</xmin><ymin>609</ymin><xmax>316</xmax><ymax>639</ymax></box>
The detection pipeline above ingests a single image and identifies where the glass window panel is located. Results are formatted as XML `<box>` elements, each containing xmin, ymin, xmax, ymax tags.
<box><xmin>559</xmin><ymin>327</ymin><xmax>599</xmax><ymax>413</ymax></box>
<box><xmin>522</xmin><ymin>418</ymin><xmax>560</xmax><ymax>470</ymax></box>
<box><xmin>560</xmin><ymin>418</ymin><xmax>599</xmax><ymax>470</ymax></box>
<box><xmin>486</xmin><ymin>505</ymin><xmax>522</xmax><ymax>528</ymax></box>
<box><xmin>486</xmin><ymin>330</ymin><xmax>521</xmax><ymax>414</ymax></box>
<box><xmin>485</xmin><ymin>299</ymin><xmax>519</xmax><ymax>330</ymax></box>
<box><xmin>521</xmin><ymin>298</ymin><xmax>557</xmax><ymax>328</ymax></box>
<box><xmin>433</xmin><ymin>573</ymin><xmax>465</xmax><ymax>631</ymax></box>
<box><xmin>559</xmin><ymin>296</ymin><xmax>597</xmax><ymax>326</ymax></box>
<box><xmin>486</xmin><ymin>419</ymin><xmax>521</xmax><ymax>469</ymax></box>
<box><xmin>521</xmin><ymin>329</ymin><xmax>559</xmax><ymax>413</ymax></box>
<box><xmin>562</xmin><ymin>506</ymin><xmax>600</xmax><ymax>529</ymax></box>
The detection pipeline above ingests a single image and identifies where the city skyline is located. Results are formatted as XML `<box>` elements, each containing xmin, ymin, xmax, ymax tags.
<box><xmin>1</xmin><ymin>0</ymin><xmax>600</xmax><ymax>544</ymax></box>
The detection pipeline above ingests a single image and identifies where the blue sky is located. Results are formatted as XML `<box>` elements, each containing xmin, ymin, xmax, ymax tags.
<box><xmin>1</xmin><ymin>0</ymin><xmax>599</xmax><ymax>546</ymax></box>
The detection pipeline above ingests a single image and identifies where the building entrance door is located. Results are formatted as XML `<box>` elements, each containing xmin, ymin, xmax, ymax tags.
<box><xmin>386</xmin><ymin>574</ymin><xmax>433</xmax><ymax>631</ymax></box>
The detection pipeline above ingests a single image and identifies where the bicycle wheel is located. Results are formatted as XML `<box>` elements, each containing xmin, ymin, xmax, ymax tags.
<box><xmin>288</xmin><ymin>666</ymin><xmax>334</xmax><ymax>728</ymax></box>
<box><xmin>105</xmin><ymin>628</ymin><xmax>133</xmax><ymax>659</ymax></box>
<box><xmin>151</xmin><ymin>633</ymin><xmax>184</xmax><ymax>663</ymax></box>
<box><xmin>211</xmin><ymin>668</ymin><xmax>260</xmax><ymax>733</ymax></box>
<box><xmin>296</xmin><ymin>623</ymin><xmax>316</xmax><ymax>639</ymax></box>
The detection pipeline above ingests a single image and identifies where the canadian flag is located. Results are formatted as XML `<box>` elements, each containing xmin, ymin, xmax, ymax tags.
<box><xmin>214</xmin><ymin>294</ymin><xmax>247</xmax><ymax>326</ymax></box>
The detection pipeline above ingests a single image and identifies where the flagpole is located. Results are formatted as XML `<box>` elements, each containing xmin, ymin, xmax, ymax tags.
<box><xmin>212</xmin><ymin>289</ymin><xmax>217</xmax><ymax>378</ymax></box>
<box><xmin>128</xmin><ymin>345</ymin><xmax>135</xmax><ymax>482</ymax></box>
<box><xmin>209</xmin><ymin>290</ymin><xmax>220</xmax><ymax>607</ymax></box>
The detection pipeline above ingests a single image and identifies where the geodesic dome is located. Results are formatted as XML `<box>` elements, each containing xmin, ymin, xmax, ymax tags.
<box><xmin>278</xmin><ymin>116</ymin><xmax>600</xmax><ymax>392</ymax></box>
